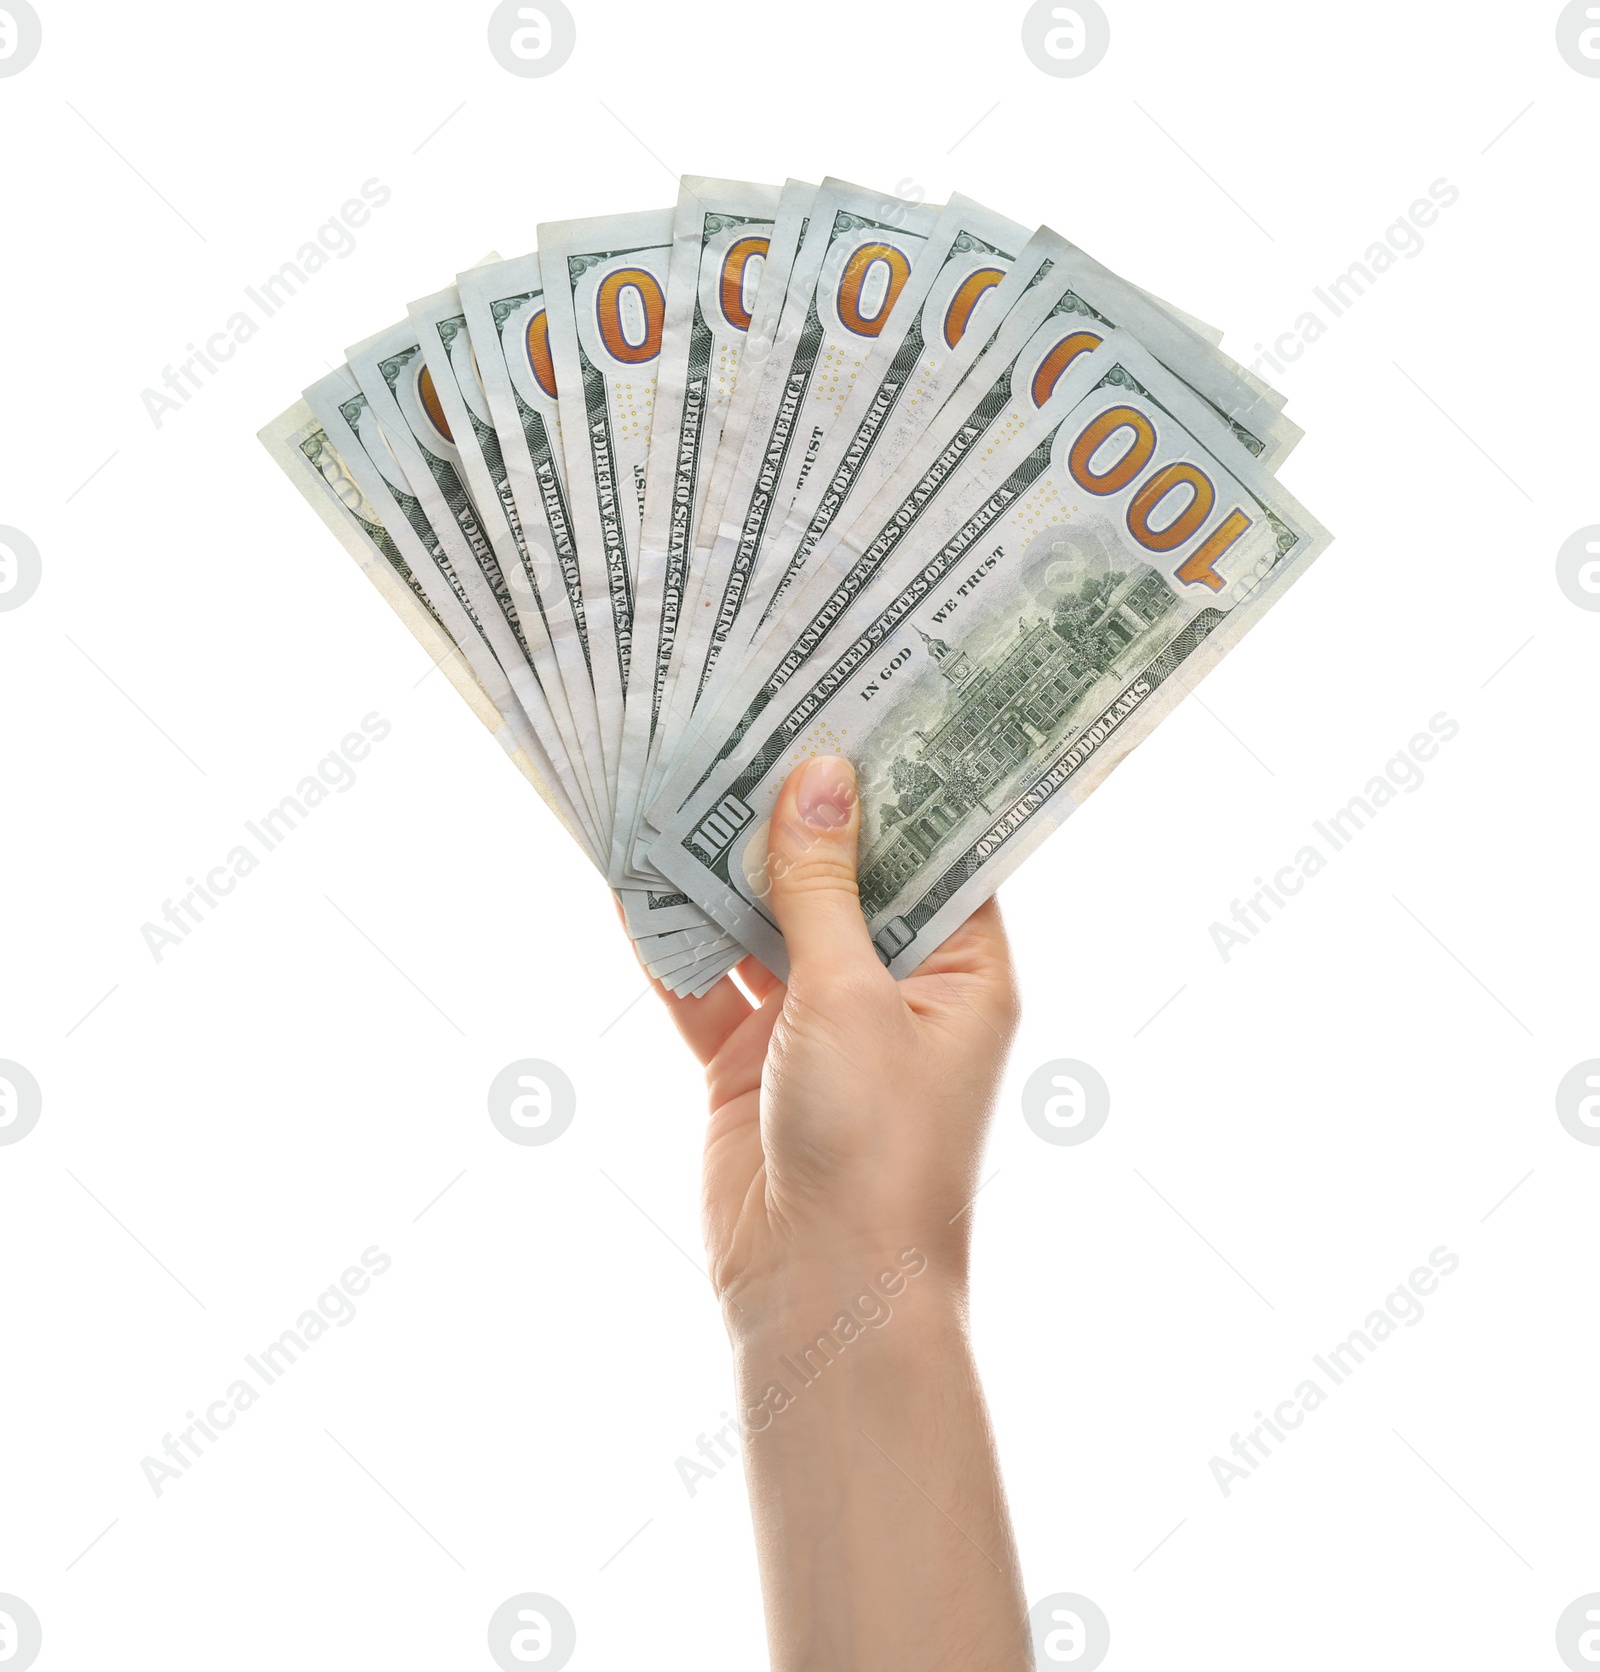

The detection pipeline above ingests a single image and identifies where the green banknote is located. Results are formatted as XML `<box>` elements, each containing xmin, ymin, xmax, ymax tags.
<box><xmin>651</xmin><ymin>335</ymin><xmax>1329</xmax><ymax>977</ymax></box>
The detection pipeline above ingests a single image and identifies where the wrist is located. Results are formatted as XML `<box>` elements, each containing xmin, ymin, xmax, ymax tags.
<box><xmin>721</xmin><ymin>1233</ymin><xmax>964</xmax><ymax>1326</ymax></box>
<box><xmin>726</xmin><ymin>1247</ymin><xmax>968</xmax><ymax>1414</ymax></box>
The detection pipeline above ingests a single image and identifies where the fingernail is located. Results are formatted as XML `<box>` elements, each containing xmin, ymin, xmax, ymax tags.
<box><xmin>795</xmin><ymin>755</ymin><xmax>856</xmax><ymax>830</ymax></box>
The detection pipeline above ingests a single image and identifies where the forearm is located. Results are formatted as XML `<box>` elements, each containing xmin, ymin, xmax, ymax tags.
<box><xmin>729</xmin><ymin>1261</ymin><xmax>1030</xmax><ymax>1671</ymax></box>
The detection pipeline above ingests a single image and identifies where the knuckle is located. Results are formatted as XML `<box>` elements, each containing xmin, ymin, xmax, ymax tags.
<box><xmin>773</xmin><ymin>843</ymin><xmax>860</xmax><ymax>899</ymax></box>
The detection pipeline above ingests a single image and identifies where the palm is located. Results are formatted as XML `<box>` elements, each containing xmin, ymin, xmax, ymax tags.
<box><xmin>646</xmin><ymin>901</ymin><xmax>1014</xmax><ymax>1293</ymax></box>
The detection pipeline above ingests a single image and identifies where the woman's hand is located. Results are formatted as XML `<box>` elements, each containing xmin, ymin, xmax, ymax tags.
<box><xmin>649</xmin><ymin>753</ymin><xmax>1020</xmax><ymax>1317</ymax></box>
<box><xmin>642</xmin><ymin>755</ymin><xmax>1031</xmax><ymax>1672</ymax></box>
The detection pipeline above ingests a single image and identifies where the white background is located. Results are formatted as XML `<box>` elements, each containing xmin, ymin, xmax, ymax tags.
<box><xmin>2</xmin><ymin>1</ymin><xmax>1596</xmax><ymax>1667</ymax></box>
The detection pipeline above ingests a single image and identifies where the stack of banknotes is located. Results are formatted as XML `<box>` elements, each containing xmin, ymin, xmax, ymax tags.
<box><xmin>262</xmin><ymin>176</ymin><xmax>1328</xmax><ymax>997</ymax></box>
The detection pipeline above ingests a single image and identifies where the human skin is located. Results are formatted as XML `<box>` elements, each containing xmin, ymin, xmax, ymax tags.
<box><xmin>644</xmin><ymin>753</ymin><xmax>1031</xmax><ymax>1670</ymax></box>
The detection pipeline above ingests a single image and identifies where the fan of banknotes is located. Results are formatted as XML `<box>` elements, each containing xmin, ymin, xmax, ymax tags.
<box><xmin>262</xmin><ymin>176</ymin><xmax>1328</xmax><ymax>997</ymax></box>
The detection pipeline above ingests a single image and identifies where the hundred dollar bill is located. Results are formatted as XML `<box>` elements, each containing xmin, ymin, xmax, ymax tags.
<box><xmin>665</xmin><ymin>179</ymin><xmax>943</xmax><ymax>722</ymax></box>
<box><xmin>675</xmin><ymin>943</ymin><xmax>744</xmax><ymax>996</ymax></box>
<box><xmin>725</xmin><ymin>212</ymin><xmax>1303</xmax><ymax>667</ymax></box>
<box><xmin>614</xmin><ymin>879</ymin><xmax>722</xmax><ymax>939</ymax></box>
<box><xmin>640</xmin><ymin>178</ymin><xmax>817</xmax><ymax>837</ymax></box>
<box><xmin>648</xmin><ymin>229</ymin><xmax>1295</xmax><ymax>826</ymax></box>
<box><xmin>650</xmin><ymin>334</ymin><xmax>1331</xmax><ymax>977</ymax></box>
<box><xmin>457</xmin><ymin>253</ymin><xmax>678</xmax><ymax>944</ymax></box>
<box><xmin>270</xmin><ymin>395</ymin><xmax>719</xmax><ymax>955</ymax></box>
<box><xmin>538</xmin><ymin>206</ymin><xmax>674</xmax><ymax>862</ymax></box>
<box><xmin>762</xmin><ymin>226</ymin><xmax>1300</xmax><ymax>620</ymax></box>
<box><xmin>680</xmin><ymin>957</ymin><xmax>741</xmax><ymax>999</ymax></box>
<box><xmin>410</xmin><ymin>282</ymin><xmax>608</xmax><ymax>835</ymax></box>
<box><xmin>690</xmin><ymin>192</ymin><xmax>1032</xmax><ymax>723</ymax></box>
<box><xmin>345</xmin><ymin>322</ymin><xmax>606</xmax><ymax>855</ymax></box>
<box><xmin>259</xmin><ymin>401</ymin><xmax>585</xmax><ymax>847</ymax></box>
<box><xmin>628</xmin><ymin>912</ymin><xmax>741</xmax><ymax>991</ymax></box>
<box><xmin>295</xmin><ymin>376</ymin><xmax>597</xmax><ymax>856</ymax></box>
<box><xmin>640</xmin><ymin>929</ymin><xmax>739</xmax><ymax>980</ymax></box>
<box><xmin>666</xmin><ymin>964</ymin><xmax>739</xmax><ymax>996</ymax></box>
<box><xmin>609</xmin><ymin>177</ymin><xmax>784</xmax><ymax>882</ymax></box>
<box><xmin>456</xmin><ymin>253</ymin><xmax>613</xmax><ymax>825</ymax></box>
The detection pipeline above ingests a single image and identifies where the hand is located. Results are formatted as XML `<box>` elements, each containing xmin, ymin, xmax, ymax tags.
<box><xmin>647</xmin><ymin>753</ymin><xmax>1020</xmax><ymax>1318</ymax></box>
<box><xmin>641</xmin><ymin>754</ymin><xmax>1031</xmax><ymax>1671</ymax></box>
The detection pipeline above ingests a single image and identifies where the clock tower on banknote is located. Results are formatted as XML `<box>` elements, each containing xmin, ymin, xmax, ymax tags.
<box><xmin>915</xmin><ymin>626</ymin><xmax>975</xmax><ymax>691</ymax></box>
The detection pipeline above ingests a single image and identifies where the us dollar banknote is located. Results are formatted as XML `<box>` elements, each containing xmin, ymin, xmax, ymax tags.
<box><xmin>265</xmin><ymin>172</ymin><xmax>1328</xmax><ymax>1000</ymax></box>
<box><xmin>538</xmin><ymin>206</ymin><xmax>674</xmax><ymax>867</ymax></box>
<box><xmin>647</xmin><ymin>229</ymin><xmax>1296</xmax><ymax>827</ymax></box>
<box><xmin>650</xmin><ymin>335</ymin><xmax>1330</xmax><ymax>977</ymax></box>
<box><xmin>456</xmin><ymin>252</ymin><xmax>615</xmax><ymax>828</ymax></box>
<box><xmin>690</xmin><ymin>192</ymin><xmax>1032</xmax><ymax>725</ymax></box>
<box><xmin>641</xmin><ymin>178</ymin><xmax>816</xmax><ymax>830</ymax></box>
<box><xmin>611</xmin><ymin>177</ymin><xmax>783</xmax><ymax>881</ymax></box>
<box><xmin>665</xmin><ymin>178</ymin><xmax>942</xmax><ymax>721</ymax></box>
<box><xmin>346</xmin><ymin>320</ymin><xmax>606</xmax><ymax>855</ymax></box>
<box><xmin>727</xmin><ymin>210</ymin><xmax>1304</xmax><ymax>673</ymax></box>
<box><xmin>258</xmin><ymin>400</ymin><xmax>584</xmax><ymax>846</ymax></box>
<box><xmin>410</xmin><ymin>282</ymin><xmax>608</xmax><ymax>834</ymax></box>
<box><xmin>297</xmin><ymin>372</ymin><xmax>597</xmax><ymax>856</ymax></box>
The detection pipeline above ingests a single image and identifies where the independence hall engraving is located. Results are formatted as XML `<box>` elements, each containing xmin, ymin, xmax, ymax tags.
<box><xmin>860</xmin><ymin>564</ymin><xmax>1176</xmax><ymax>917</ymax></box>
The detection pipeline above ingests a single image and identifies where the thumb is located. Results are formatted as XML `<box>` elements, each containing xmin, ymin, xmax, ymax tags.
<box><xmin>765</xmin><ymin>755</ymin><xmax>881</xmax><ymax>981</ymax></box>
